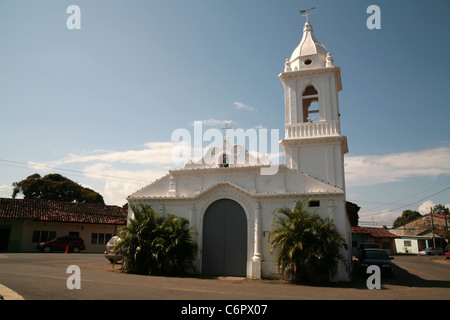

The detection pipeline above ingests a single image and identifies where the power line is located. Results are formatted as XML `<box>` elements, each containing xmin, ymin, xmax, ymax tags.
<box><xmin>359</xmin><ymin>186</ymin><xmax>450</xmax><ymax>217</ymax></box>
<box><xmin>352</xmin><ymin>180</ymin><xmax>450</xmax><ymax>211</ymax></box>
<box><xmin>351</xmin><ymin>199</ymin><xmax>409</xmax><ymax>206</ymax></box>
<box><xmin>0</xmin><ymin>159</ymin><xmax>153</xmax><ymax>184</ymax></box>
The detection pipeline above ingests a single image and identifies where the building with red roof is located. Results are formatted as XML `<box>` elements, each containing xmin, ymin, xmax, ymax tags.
<box><xmin>0</xmin><ymin>198</ymin><xmax>127</xmax><ymax>252</ymax></box>
<box><xmin>351</xmin><ymin>226</ymin><xmax>398</xmax><ymax>255</ymax></box>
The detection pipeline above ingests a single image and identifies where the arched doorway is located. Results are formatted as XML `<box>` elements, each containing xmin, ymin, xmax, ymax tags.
<box><xmin>202</xmin><ymin>199</ymin><xmax>247</xmax><ymax>276</ymax></box>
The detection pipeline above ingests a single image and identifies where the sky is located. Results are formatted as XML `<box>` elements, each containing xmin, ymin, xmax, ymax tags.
<box><xmin>0</xmin><ymin>0</ymin><xmax>449</xmax><ymax>227</ymax></box>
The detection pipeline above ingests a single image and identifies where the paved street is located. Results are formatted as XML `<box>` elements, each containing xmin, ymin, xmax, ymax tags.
<box><xmin>0</xmin><ymin>253</ymin><xmax>449</xmax><ymax>302</ymax></box>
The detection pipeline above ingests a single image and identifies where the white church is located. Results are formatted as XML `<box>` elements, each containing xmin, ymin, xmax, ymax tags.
<box><xmin>127</xmin><ymin>18</ymin><xmax>352</xmax><ymax>281</ymax></box>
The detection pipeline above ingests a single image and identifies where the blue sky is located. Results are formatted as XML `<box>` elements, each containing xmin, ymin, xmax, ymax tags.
<box><xmin>0</xmin><ymin>0</ymin><xmax>449</xmax><ymax>227</ymax></box>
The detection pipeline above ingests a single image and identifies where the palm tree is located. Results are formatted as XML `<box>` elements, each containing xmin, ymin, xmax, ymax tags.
<box><xmin>270</xmin><ymin>199</ymin><xmax>347</xmax><ymax>283</ymax></box>
<box><xmin>117</xmin><ymin>205</ymin><xmax>198</xmax><ymax>276</ymax></box>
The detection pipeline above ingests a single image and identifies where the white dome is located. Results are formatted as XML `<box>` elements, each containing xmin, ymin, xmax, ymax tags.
<box><xmin>286</xmin><ymin>22</ymin><xmax>329</xmax><ymax>72</ymax></box>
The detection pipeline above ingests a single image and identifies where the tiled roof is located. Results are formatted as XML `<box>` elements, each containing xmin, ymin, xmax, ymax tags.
<box><xmin>417</xmin><ymin>229</ymin><xmax>447</xmax><ymax>237</ymax></box>
<box><xmin>0</xmin><ymin>198</ymin><xmax>127</xmax><ymax>225</ymax></box>
<box><xmin>351</xmin><ymin>226</ymin><xmax>398</xmax><ymax>238</ymax></box>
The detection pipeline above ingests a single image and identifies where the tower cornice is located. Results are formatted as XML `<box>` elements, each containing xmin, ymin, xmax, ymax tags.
<box><xmin>280</xmin><ymin>135</ymin><xmax>348</xmax><ymax>155</ymax></box>
<box><xmin>279</xmin><ymin>66</ymin><xmax>342</xmax><ymax>91</ymax></box>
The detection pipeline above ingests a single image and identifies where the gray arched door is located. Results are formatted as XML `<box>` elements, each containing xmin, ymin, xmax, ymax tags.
<box><xmin>202</xmin><ymin>199</ymin><xmax>247</xmax><ymax>276</ymax></box>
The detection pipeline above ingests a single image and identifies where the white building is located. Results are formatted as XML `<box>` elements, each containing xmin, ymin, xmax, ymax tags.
<box><xmin>127</xmin><ymin>19</ymin><xmax>351</xmax><ymax>281</ymax></box>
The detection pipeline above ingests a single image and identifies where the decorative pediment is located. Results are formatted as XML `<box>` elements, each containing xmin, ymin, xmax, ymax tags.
<box><xmin>127</xmin><ymin>165</ymin><xmax>343</xmax><ymax>201</ymax></box>
<box><xmin>183</xmin><ymin>138</ymin><xmax>270</xmax><ymax>169</ymax></box>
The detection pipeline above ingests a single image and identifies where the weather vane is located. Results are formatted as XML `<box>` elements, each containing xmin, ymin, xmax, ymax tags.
<box><xmin>300</xmin><ymin>7</ymin><xmax>315</xmax><ymax>22</ymax></box>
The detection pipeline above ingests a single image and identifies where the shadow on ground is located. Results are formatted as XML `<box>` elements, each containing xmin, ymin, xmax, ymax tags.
<box><xmin>345</xmin><ymin>262</ymin><xmax>450</xmax><ymax>290</ymax></box>
<box><xmin>281</xmin><ymin>261</ymin><xmax>450</xmax><ymax>290</ymax></box>
<box><xmin>380</xmin><ymin>263</ymin><xmax>450</xmax><ymax>289</ymax></box>
<box><xmin>107</xmin><ymin>259</ymin><xmax>450</xmax><ymax>290</ymax></box>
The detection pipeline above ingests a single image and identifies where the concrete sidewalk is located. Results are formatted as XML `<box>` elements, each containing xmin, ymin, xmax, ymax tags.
<box><xmin>0</xmin><ymin>283</ymin><xmax>24</xmax><ymax>300</ymax></box>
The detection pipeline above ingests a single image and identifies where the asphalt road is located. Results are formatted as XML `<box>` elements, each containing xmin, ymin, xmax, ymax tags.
<box><xmin>0</xmin><ymin>253</ymin><xmax>449</xmax><ymax>302</ymax></box>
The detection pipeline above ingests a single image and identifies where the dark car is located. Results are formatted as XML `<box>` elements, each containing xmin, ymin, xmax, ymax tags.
<box><xmin>37</xmin><ymin>235</ymin><xmax>86</xmax><ymax>253</ymax></box>
<box><xmin>419</xmin><ymin>247</ymin><xmax>443</xmax><ymax>256</ymax></box>
<box><xmin>358</xmin><ymin>242</ymin><xmax>380</xmax><ymax>250</ymax></box>
<box><xmin>357</xmin><ymin>248</ymin><xmax>394</xmax><ymax>277</ymax></box>
<box><xmin>356</xmin><ymin>242</ymin><xmax>380</xmax><ymax>258</ymax></box>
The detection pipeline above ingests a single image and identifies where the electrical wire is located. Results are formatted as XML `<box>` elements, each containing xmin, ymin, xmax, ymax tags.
<box><xmin>359</xmin><ymin>186</ymin><xmax>450</xmax><ymax>217</ymax></box>
<box><xmin>0</xmin><ymin>158</ymin><xmax>153</xmax><ymax>184</ymax></box>
<box><xmin>352</xmin><ymin>180</ymin><xmax>450</xmax><ymax>212</ymax></box>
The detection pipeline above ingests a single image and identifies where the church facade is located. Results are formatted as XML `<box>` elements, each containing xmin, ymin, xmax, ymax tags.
<box><xmin>127</xmin><ymin>19</ymin><xmax>352</xmax><ymax>281</ymax></box>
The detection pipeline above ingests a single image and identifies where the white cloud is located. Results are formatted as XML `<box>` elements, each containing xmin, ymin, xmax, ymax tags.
<box><xmin>418</xmin><ymin>200</ymin><xmax>436</xmax><ymax>215</ymax></box>
<box><xmin>188</xmin><ymin>119</ymin><xmax>237</xmax><ymax>127</ymax></box>
<box><xmin>81</xmin><ymin>163</ymin><xmax>168</xmax><ymax>206</ymax></box>
<box><xmin>28</xmin><ymin>142</ymin><xmax>177</xmax><ymax>168</ymax></box>
<box><xmin>417</xmin><ymin>200</ymin><xmax>450</xmax><ymax>215</ymax></box>
<box><xmin>254</xmin><ymin>125</ymin><xmax>267</xmax><ymax>130</ymax></box>
<box><xmin>0</xmin><ymin>184</ymin><xmax>15</xmax><ymax>198</ymax></box>
<box><xmin>25</xmin><ymin>142</ymin><xmax>180</xmax><ymax>205</ymax></box>
<box><xmin>233</xmin><ymin>101</ymin><xmax>255</xmax><ymax>111</ymax></box>
<box><xmin>345</xmin><ymin>147</ymin><xmax>450</xmax><ymax>187</ymax></box>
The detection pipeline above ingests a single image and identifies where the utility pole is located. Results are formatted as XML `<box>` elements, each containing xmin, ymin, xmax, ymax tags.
<box><xmin>430</xmin><ymin>207</ymin><xmax>436</xmax><ymax>248</ymax></box>
<box><xmin>441</xmin><ymin>206</ymin><xmax>449</xmax><ymax>231</ymax></box>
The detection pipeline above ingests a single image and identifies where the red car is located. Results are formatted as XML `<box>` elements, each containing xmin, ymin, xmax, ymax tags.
<box><xmin>445</xmin><ymin>252</ymin><xmax>450</xmax><ymax>259</ymax></box>
<box><xmin>37</xmin><ymin>235</ymin><xmax>86</xmax><ymax>253</ymax></box>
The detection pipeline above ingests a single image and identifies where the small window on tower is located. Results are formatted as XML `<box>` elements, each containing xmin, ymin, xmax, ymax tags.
<box><xmin>304</xmin><ymin>58</ymin><xmax>313</xmax><ymax>65</ymax></box>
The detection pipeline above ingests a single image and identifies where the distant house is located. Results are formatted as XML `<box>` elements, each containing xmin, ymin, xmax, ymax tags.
<box><xmin>391</xmin><ymin>213</ymin><xmax>449</xmax><ymax>237</ymax></box>
<box><xmin>390</xmin><ymin>214</ymin><xmax>449</xmax><ymax>253</ymax></box>
<box><xmin>351</xmin><ymin>226</ymin><xmax>398</xmax><ymax>255</ymax></box>
<box><xmin>392</xmin><ymin>229</ymin><xmax>448</xmax><ymax>254</ymax></box>
<box><xmin>0</xmin><ymin>198</ymin><xmax>127</xmax><ymax>252</ymax></box>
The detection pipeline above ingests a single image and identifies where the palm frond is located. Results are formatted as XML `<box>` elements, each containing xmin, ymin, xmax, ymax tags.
<box><xmin>270</xmin><ymin>198</ymin><xmax>347</xmax><ymax>283</ymax></box>
<box><xmin>116</xmin><ymin>205</ymin><xmax>198</xmax><ymax>276</ymax></box>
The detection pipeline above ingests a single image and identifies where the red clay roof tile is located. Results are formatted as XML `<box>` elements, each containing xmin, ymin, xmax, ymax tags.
<box><xmin>0</xmin><ymin>198</ymin><xmax>127</xmax><ymax>225</ymax></box>
<box><xmin>351</xmin><ymin>226</ymin><xmax>398</xmax><ymax>238</ymax></box>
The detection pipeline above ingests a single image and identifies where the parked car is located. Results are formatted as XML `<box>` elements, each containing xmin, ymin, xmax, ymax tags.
<box><xmin>37</xmin><ymin>235</ymin><xmax>86</xmax><ymax>253</ymax></box>
<box><xmin>445</xmin><ymin>252</ymin><xmax>450</xmax><ymax>259</ymax></box>
<box><xmin>357</xmin><ymin>248</ymin><xmax>394</xmax><ymax>277</ymax></box>
<box><xmin>358</xmin><ymin>242</ymin><xmax>380</xmax><ymax>250</ymax></box>
<box><xmin>104</xmin><ymin>236</ymin><xmax>123</xmax><ymax>263</ymax></box>
<box><xmin>356</xmin><ymin>242</ymin><xmax>380</xmax><ymax>257</ymax></box>
<box><xmin>419</xmin><ymin>247</ymin><xmax>443</xmax><ymax>256</ymax></box>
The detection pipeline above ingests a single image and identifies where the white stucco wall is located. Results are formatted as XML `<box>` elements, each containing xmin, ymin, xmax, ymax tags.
<box><xmin>128</xmin><ymin>177</ymin><xmax>351</xmax><ymax>281</ymax></box>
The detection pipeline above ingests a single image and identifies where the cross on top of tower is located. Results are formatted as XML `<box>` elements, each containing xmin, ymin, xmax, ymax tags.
<box><xmin>300</xmin><ymin>7</ymin><xmax>315</xmax><ymax>22</ymax></box>
<box><xmin>221</xmin><ymin>122</ymin><xmax>232</xmax><ymax>137</ymax></box>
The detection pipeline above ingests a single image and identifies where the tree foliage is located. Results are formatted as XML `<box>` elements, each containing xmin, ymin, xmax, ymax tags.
<box><xmin>346</xmin><ymin>201</ymin><xmax>360</xmax><ymax>227</ymax></box>
<box><xmin>117</xmin><ymin>205</ymin><xmax>198</xmax><ymax>276</ymax></box>
<box><xmin>393</xmin><ymin>210</ymin><xmax>422</xmax><ymax>228</ymax></box>
<box><xmin>270</xmin><ymin>199</ymin><xmax>348</xmax><ymax>284</ymax></box>
<box><xmin>432</xmin><ymin>204</ymin><xmax>449</xmax><ymax>215</ymax></box>
<box><xmin>12</xmin><ymin>173</ymin><xmax>104</xmax><ymax>205</ymax></box>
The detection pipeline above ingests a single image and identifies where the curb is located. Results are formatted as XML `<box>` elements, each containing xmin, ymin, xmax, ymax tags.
<box><xmin>0</xmin><ymin>284</ymin><xmax>24</xmax><ymax>300</ymax></box>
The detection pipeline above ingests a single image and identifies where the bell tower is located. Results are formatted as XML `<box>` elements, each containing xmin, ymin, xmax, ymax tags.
<box><xmin>279</xmin><ymin>18</ymin><xmax>348</xmax><ymax>189</ymax></box>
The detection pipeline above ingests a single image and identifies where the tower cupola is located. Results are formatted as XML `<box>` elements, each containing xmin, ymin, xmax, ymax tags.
<box><xmin>285</xmin><ymin>21</ymin><xmax>334</xmax><ymax>72</ymax></box>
